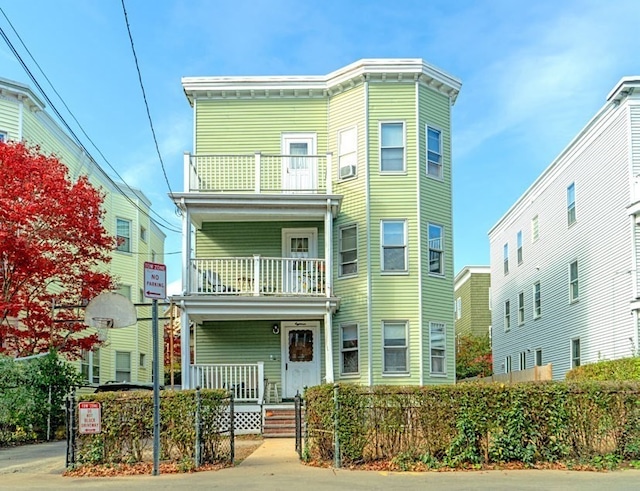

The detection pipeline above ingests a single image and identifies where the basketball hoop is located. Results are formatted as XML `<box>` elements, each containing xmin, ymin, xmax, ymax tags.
<box><xmin>93</xmin><ymin>317</ymin><xmax>114</xmax><ymax>344</ymax></box>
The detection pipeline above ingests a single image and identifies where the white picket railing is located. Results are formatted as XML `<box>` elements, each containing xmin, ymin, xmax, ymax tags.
<box><xmin>190</xmin><ymin>256</ymin><xmax>326</xmax><ymax>296</ymax></box>
<box><xmin>189</xmin><ymin>362</ymin><xmax>265</xmax><ymax>402</ymax></box>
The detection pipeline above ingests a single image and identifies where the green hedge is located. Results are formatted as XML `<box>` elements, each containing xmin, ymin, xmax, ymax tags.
<box><xmin>75</xmin><ymin>389</ymin><xmax>231</xmax><ymax>466</ymax></box>
<box><xmin>566</xmin><ymin>357</ymin><xmax>640</xmax><ymax>381</ymax></box>
<box><xmin>305</xmin><ymin>382</ymin><xmax>640</xmax><ymax>467</ymax></box>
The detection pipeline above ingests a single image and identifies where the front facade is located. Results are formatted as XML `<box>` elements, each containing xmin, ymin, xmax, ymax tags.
<box><xmin>0</xmin><ymin>77</ymin><xmax>166</xmax><ymax>385</ymax></box>
<box><xmin>172</xmin><ymin>59</ymin><xmax>461</xmax><ymax>401</ymax></box>
<box><xmin>489</xmin><ymin>77</ymin><xmax>640</xmax><ymax>379</ymax></box>
<box><xmin>454</xmin><ymin>266</ymin><xmax>491</xmax><ymax>338</ymax></box>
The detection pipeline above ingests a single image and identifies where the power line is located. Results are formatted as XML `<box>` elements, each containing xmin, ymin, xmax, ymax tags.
<box><xmin>0</xmin><ymin>8</ymin><xmax>181</xmax><ymax>234</ymax></box>
<box><xmin>120</xmin><ymin>0</ymin><xmax>178</xmax><ymax>216</ymax></box>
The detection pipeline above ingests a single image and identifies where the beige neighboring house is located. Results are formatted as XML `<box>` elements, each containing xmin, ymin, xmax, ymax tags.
<box><xmin>454</xmin><ymin>266</ymin><xmax>491</xmax><ymax>339</ymax></box>
<box><xmin>0</xmin><ymin>76</ymin><xmax>166</xmax><ymax>385</ymax></box>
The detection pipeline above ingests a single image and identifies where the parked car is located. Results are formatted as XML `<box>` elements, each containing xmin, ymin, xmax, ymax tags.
<box><xmin>94</xmin><ymin>381</ymin><xmax>163</xmax><ymax>392</ymax></box>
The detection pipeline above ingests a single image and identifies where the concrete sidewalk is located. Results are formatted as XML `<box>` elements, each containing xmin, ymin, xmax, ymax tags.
<box><xmin>2</xmin><ymin>438</ymin><xmax>640</xmax><ymax>490</ymax></box>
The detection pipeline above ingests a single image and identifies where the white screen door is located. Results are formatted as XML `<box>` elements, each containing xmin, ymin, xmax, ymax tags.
<box><xmin>282</xmin><ymin>322</ymin><xmax>320</xmax><ymax>398</ymax></box>
<box><xmin>282</xmin><ymin>133</ymin><xmax>316</xmax><ymax>191</ymax></box>
<box><xmin>282</xmin><ymin>228</ymin><xmax>317</xmax><ymax>293</ymax></box>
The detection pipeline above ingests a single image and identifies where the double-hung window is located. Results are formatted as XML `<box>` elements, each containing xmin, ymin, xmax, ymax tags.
<box><xmin>0</xmin><ymin>131</ymin><xmax>6</xmax><ymax>142</ymax></box>
<box><xmin>519</xmin><ymin>351</ymin><xmax>526</xmax><ymax>370</ymax></box>
<box><xmin>338</xmin><ymin>127</ymin><xmax>357</xmax><ymax>179</ymax></box>
<box><xmin>567</xmin><ymin>183</ymin><xmax>576</xmax><ymax>225</ymax></box>
<box><xmin>340</xmin><ymin>324</ymin><xmax>359</xmax><ymax>375</ymax></box>
<box><xmin>535</xmin><ymin>349</ymin><xmax>543</xmax><ymax>366</ymax></box>
<box><xmin>426</xmin><ymin>126</ymin><xmax>443</xmax><ymax>179</ymax></box>
<box><xmin>532</xmin><ymin>215</ymin><xmax>539</xmax><ymax>242</ymax></box>
<box><xmin>383</xmin><ymin>321</ymin><xmax>408</xmax><ymax>373</ymax></box>
<box><xmin>115</xmin><ymin>351</ymin><xmax>131</xmax><ymax>382</ymax></box>
<box><xmin>503</xmin><ymin>243</ymin><xmax>509</xmax><ymax>275</ymax></box>
<box><xmin>428</xmin><ymin>224</ymin><xmax>444</xmax><ymax>275</ymax></box>
<box><xmin>80</xmin><ymin>349</ymin><xmax>100</xmax><ymax>384</ymax></box>
<box><xmin>569</xmin><ymin>260</ymin><xmax>579</xmax><ymax>302</ymax></box>
<box><xmin>380</xmin><ymin>122</ymin><xmax>405</xmax><ymax>172</ymax></box>
<box><xmin>517</xmin><ymin>231</ymin><xmax>523</xmax><ymax>264</ymax></box>
<box><xmin>455</xmin><ymin>297</ymin><xmax>462</xmax><ymax>320</ymax></box>
<box><xmin>533</xmin><ymin>281</ymin><xmax>541</xmax><ymax>318</ymax></box>
<box><xmin>518</xmin><ymin>292</ymin><xmax>525</xmax><ymax>325</ymax></box>
<box><xmin>504</xmin><ymin>300</ymin><xmax>511</xmax><ymax>331</ymax></box>
<box><xmin>505</xmin><ymin>355</ymin><xmax>512</xmax><ymax>373</ymax></box>
<box><xmin>429</xmin><ymin>322</ymin><xmax>446</xmax><ymax>375</ymax></box>
<box><xmin>116</xmin><ymin>218</ymin><xmax>132</xmax><ymax>253</ymax></box>
<box><xmin>339</xmin><ymin>224</ymin><xmax>358</xmax><ymax>276</ymax></box>
<box><xmin>571</xmin><ymin>338</ymin><xmax>581</xmax><ymax>368</ymax></box>
<box><xmin>381</xmin><ymin>220</ymin><xmax>407</xmax><ymax>272</ymax></box>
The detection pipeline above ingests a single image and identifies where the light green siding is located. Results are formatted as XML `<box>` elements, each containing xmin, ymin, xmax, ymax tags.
<box><xmin>455</xmin><ymin>272</ymin><xmax>491</xmax><ymax>338</ymax></box>
<box><xmin>195</xmin><ymin>98</ymin><xmax>328</xmax><ymax>154</ymax></box>
<box><xmin>0</xmin><ymin>97</ymin><xmax>20</xmax><ymax>138</ymax></box>
<box><xmin>418</xmin><ymin>85</ymin><xmax>455</xmax><ymax>383</ymax></box>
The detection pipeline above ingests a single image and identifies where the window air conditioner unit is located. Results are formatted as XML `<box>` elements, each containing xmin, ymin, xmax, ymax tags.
<box><xmin>340</xmin><ymin>165</ymin><xmax>356</xmax><ymax>179</ymax></box>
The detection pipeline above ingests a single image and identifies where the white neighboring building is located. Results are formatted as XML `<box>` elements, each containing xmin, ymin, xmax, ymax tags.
<box><xmin>488</xmin><ymin>77</ymin><xmax>640</xmax><ymax>380</ymax></box>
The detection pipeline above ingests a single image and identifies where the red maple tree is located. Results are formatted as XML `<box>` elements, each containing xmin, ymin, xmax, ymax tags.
<box><xmin>0</xmin><ymin>141</ymin><xmax>116</xmax><ymax>357</ymax></box>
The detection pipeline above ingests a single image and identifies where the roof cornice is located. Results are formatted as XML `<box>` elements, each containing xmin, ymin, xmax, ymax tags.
<box><xmin>182</xmin><ymin>58</ymin><xmax>461</xmax><ymax>105</ymax></box>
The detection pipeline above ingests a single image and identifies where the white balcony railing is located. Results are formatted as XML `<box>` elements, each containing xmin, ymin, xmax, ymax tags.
<box><xmin>190</xmin><ymin>256</ymin><xmax>327</xmax><ymax>296</ymax></box>
<box><xmin>185</xmin><ymin>152</ymin><xmax>332</xmax><ymax>194</ymax></box>
<box><xmin>190</xmin><ymin>362</ymin><xmax>264</xmax><ymax>402</ymax></box>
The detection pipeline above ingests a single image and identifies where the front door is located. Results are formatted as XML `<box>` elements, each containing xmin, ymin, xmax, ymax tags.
<box><xmin>282</xmin><ymin>321</ymin><xmax>320</xmax><ymax>398</ymax></box>
<box><xmin>282</xmin><ymin>133</ymin><xmax>316</xmax><ymax>191</ymax></box>
<box><xmin>282</xmin><ymin>228</ymin><xmax>317</xmax><ymax>293</ymax></box>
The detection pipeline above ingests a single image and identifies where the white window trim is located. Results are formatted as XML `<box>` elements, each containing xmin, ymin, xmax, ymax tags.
<box><xmin>504</xmin><ymin>300</ymin><xmax>511</xmax><ymax>331</ymax></box>
<box><xmin>503</xmin><ymin>243</ymin><xmax>509</xmax><ymax>275</ymax></box>
<box><xmin>382</xmin><ymin>320</ymin><xmax>409</xmax><ymax>375</ymax></box>
<box><xmin>381</xmin><ymin>219</ymin><xmax>408</xmax><ymax>274</ymax></box>
<box><xmin>455</xmin><ymin>297</ymin><xmax>462</xmax><ymax>320</ymax></box>
<box><xmin>428</xmin><ymin>223</ymin><xmax>445</xmax><ymax>276</ymax></box>
<box><xmin>519</xmin><ymin>351</ymin><xmax>526</xmax><ymax>371</ymax></box>
<box><xmin>532</xmin><ymin>215</ymin><xmax>539</xmax><ymax>243</ymax></box>
<box><xmin>115</xmin><ymin>351</ymin><xmax>132</xmax><ymax>382</ymax></box>
<box><xmin>338</xmin><ymin>126</ymin><xmax>358</xmax><ymax>180</ymax></box>
<box><xmin>535</xmin><ymin>348</ymin><xmax>543</xmax><ymax>366</ymax></box>
<box><xmin>517</xmin><ymin>231</ymin><xmax>523</xmax><ymax>265</ymax></box>
<box><xmin>116</xmin><ymin>217</ymin><xmax>132</xmax><ymax>253</ymax></box>
<box><xmin>338</xmin><ymin>223</ymin><xmax>358</xmax><ymax>278</ymax></box>
<box><xmin>505</xmin><ymin>355</ymin><xmax>512</xmax><ymax>373</ymax></box>
<box><xmin>571</xmin><ymin>338</ymin><xmax>581</xmax><ymax>368</ymax></box>
<box><xmin>518</xmin><ymin>292</ymin><xmax>525</xmax><ymax>325</ymax></box>
<box><xmin>567</xmin><ymin>182</ymin><xmax>576</xmax><ymax>226</ymax></box>
<box><xmin>569</xmin><ymin>260</ymin><xmax>579</xmax><ymax>303</ymax></box>
<box><xmin>340</xmin><ymin>323</ymin><xmax>359</xmax><ymax>377</ymax></box>
<box><xmin>429</xmin><ymin>321</ymin><xmax>447</xmax><ymax>376</ymax></box>
<box><xmin>425</xmin><ymin>124</ymin><xmax>443</xmax><ymax>180</ymax></box>
<box><xmin>533</xmin><ymin>281</ymin><xmax>541</xmax><ymax>319</ymax></box>
<box><xmin>379</xmin><ymin>121</ymin><xmax>406</xmax><ymax>173</ymax></box>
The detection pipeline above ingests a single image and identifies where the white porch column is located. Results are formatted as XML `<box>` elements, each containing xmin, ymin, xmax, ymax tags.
<box><xmin>324</xmin><ymin>308</ymin><xmax>334</xmax><ymax>383</ymax></box>
<box><xmin>182</xmin><ymin>207</ymin><xmax>191</xmax><ymax>295</ymax></box>
<box><xmin>326</xmin><ymin>152</ymin><xmax>333</xmax><ymax>194</ymax></box>
<box><xmin>325</xmin><ymin>201</ymin><xmax>333</xmax><ymax>297</ymax></box>
<box><xmin>183</xmin><ymin>152</ymin><xmax>191</xmax><ymax>192</ymax></box>
<box><xmin>180</xmin><ymin>304</ymin><xmax>191</xmax><ymax>388</ymax></box>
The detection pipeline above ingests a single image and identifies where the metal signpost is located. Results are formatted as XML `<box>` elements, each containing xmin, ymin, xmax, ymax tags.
<box><xmin>144</xmin><ymin>262</ymin><xmax>166</xmax><ymax>476</ymax></box>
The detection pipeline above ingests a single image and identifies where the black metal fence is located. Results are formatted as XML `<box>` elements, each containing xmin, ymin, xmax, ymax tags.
<box><xmin>65</xmin><ymin>388</ymin><xmax>234</xmax><ymax>469</ymax></box>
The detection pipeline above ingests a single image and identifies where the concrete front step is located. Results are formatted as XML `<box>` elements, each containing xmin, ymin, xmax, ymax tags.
<box><xmin>263</xmin><ymin>407</ymin><xmax>303</xmax><ymax>438</ymax></box>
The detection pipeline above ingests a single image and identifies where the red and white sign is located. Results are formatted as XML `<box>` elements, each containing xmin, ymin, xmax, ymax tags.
<box><xmin>78</xmin><ymin>402</ymin><xmax>101</xmax><ymax>434</ymax></box>
<box><xmin>144</xmin><ymin>262</ymin><xmax>166</xmax><ymax>299</ymax></box>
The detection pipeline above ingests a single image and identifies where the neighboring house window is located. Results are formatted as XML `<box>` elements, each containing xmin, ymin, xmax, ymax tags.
<box><xmin>381</xmin><ymin>220</ymin><xmax>407</xmax><ymax>272</ymax></box>
<box><xmin>532</xmin><ymin>215</ymin><xmax>539</xmax><ymax>242</ymax></box>
<box><xmin>139</xmin><ymin>353</ymin><xmax>146</xmax><ymax>368</ymax></box>
<box><xmin>151</xmin><ymin>250</ymin><xmax>157</xmax><ymax>262</ymax></box>
<box><xmin>455</xmin><ymin>297</ymin><xmax>462</xmax><ymax>320</ymax></box>
<box><xmin>426</xmin><ymin>126</ymin><xmax>442</xmax><ymax>179</ymax></box>
<box><xmin>115</xmin><ymin>351</ymin><xmax>131</xmax><ymax>382</ymax></box>
<box><xmin>430</xmin><ymin>322</ymin><xmax>446</xmax><ymax>375</ymax></box>
<box><xmin>533</xmin><ymin>282</ymin><xmax>541</xmax><ymax>318</ymax></box>
<box><xmin>571</xmin><ymin>338</ymin><xmax>581</xmax><ymax>368</ymax></box>
<box><xmin>569</xmin><ymin>260</ymin><xmax>579</xmax><ymax>302</ymax></box>
<box><xmin>340</xmin><ymin>323</ymin><xmax>359</xmax><ymax>375</ymax></box>
<box><xmin>383</xmin><ymin>321</ymin><xmax>408</xmax><ymax>373</ymax></box>
<box><xmin>428</xmin><ymin>224</ymin><xmax>444</xmax><ymax>275</ymax></box>
<box><xmin>339</xmin><ymin>224</ymin><xmax>358</xmax><ymax>276</ymax></box>
<box><xmin>338</xmin><ymin>126</ymin><xmax>357</xmax><ymax>179</ymax></box>
<box><xmin>117</xmin><ymin>284</ymin><xmax>131</xmax><ymax>300</ymax></box>
<box><xmin>517</xmin><ymin>231</ymin><xmax>523</xmax><ymax>264</ymax></box>
<box><xmin>535</xmin><ymin>349</ymin><xmax>543</xmax><ymax>366</ymax></box>
<box><xmin>140</xmin><ymin>226</ymin><xmax>147</xmax><ymax>242</ymax></box>
<box><xmin>80</xmin><ymin>349</ymin><xmax>100</xmax><ymax>384</ymax></box>
<box><xmin>116</xmin><ymin>218</ymin><xmax>132</xmax><ymax>252</ymax></box>
<box><xmin>519</xmin><ymin>351</ymin><xmax>526</xmax><ymax>370</ymax></box>
<box><xmin>518</xmin><ymin>292</ymin><xmax>525</xmax><ymax>325</ymax></box>
<box><xmin>504</xmin><ymin>300</ymin><xmax>511</xmax><ymax>331</ymax></box>
<box><xmin>567</xmin><ymin>182</ymin><xmax>576</xmax><ymax>225</ymax></box>
<box><xmin>380</xmin><ymin>122</ymin><xmax>404</xmax><ymax>172</ymax></box>
<box><xmin>505</xmin><ymin>355</ymin><xmax>512</xmax><ymax>373</ymax></box>
<box><xmin>503</xmin><ymin>243</ymin><xmax>509</xmax><ymax>274</ymax></box>
<box><xmin>0</xmin><ymin>131</ymin><xmax>6</xmax><ymax>142</ymax></box>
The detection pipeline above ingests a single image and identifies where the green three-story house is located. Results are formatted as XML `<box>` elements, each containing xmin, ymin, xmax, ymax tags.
<box><xmin>172</xmin><ymin>59</ymin><xmax>461</xmax><ymax>419</ymax></box>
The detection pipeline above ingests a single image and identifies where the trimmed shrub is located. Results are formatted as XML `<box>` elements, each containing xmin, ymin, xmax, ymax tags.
<box><xmin>566</xmin><ymin>356</ymin><xmax>640</xmax><ymax>381</ymax></box>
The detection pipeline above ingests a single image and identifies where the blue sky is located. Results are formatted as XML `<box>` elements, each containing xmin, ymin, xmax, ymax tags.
<box><xmin>2</xmin><ymin>0</ymin><xmax>640</xmax><ymax>291</ymax></box>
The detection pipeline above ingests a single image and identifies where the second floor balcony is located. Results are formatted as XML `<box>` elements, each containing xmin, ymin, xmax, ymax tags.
<box><xmin>184</xmin><ymin>152</ymin><xmax>332</xmax><ymax>194</ymax></box>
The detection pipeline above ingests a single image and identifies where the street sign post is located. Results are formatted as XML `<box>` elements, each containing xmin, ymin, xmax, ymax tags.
<box><xmin>143</xmin><ymin>261</ymin><xmax>166</xmax><ymax>476</ymax></box>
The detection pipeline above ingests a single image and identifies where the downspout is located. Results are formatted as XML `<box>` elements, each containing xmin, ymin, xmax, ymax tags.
<box><xmin>365</xmin><ymin>77</ymin><xmax>373</xmax><ymax>386</ymax></box>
